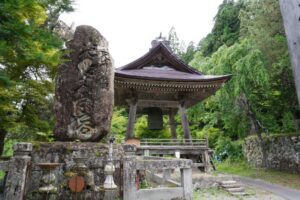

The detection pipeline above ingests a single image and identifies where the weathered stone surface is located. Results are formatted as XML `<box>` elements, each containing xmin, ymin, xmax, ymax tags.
<box><xmin>54</xmin><ymin>25</ymin><xmax>114</xmax><ymax>142</ymax></box>
<box><xmin>27</xmin><ymin>142</ymin><xmax>123</xmax><ymax>200</ymax></box>
<box><xmin>13</xmin><ymin>142</ymin><xmax>32</xmax><ymax>156</ymax></box>
<box><xmin>4</xmin><ymin>143</ymin><xmax>32</xmax><ymax>200</ymax></box>
<box><xmin>244</xmin><ymin>135</ymin><xmax>300</xmax><ymax>172</ymax></box>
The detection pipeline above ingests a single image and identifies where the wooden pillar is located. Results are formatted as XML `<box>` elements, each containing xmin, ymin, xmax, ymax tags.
<box><xmin>179</xmin><ymin>104</ymin><xmax>191</xmax><ymax>142</ymax></box>
<box><xmin>168</xmin><ymin>109</ymin><xmax>177</xmax><ymax>141</ymax></box>
<box><xmin>126</xmin><ymin>100</ymin><xmax>137</xmax><ymax>140</ymax></box>
<box><xmin>203</xmin><ymin>150</ymin><xmax>211</xmax><ymax>172</ymax></box>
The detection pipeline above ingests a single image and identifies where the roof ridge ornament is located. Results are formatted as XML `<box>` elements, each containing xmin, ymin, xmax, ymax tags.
<box><xmin>150</xmin><ymin>33</ymin><xmax>172</xmax><ymax>51</ymax></box>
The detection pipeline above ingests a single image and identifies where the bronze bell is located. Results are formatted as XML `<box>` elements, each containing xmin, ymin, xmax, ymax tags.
<box><xmin>147</xmin><ymin>107</ymin><xmax>163</xmax><ymax>130</ymax></box>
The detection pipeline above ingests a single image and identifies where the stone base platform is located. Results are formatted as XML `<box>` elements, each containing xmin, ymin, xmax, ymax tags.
<box><xmin>26</xmin><ymin>142</ymin><xmax>123</xmax><ymax>200</ymax></box>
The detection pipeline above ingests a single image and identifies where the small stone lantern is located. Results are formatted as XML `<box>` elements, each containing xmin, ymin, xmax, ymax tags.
<box><xmin>103</xmin><ymin>137</ymin><xmax>117</xmax><ymax>189</ymax></box>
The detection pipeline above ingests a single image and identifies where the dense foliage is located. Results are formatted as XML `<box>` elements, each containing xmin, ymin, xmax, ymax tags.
<box><xmin>0</xmin><ymin>0</ymin><xmax>73</xmax><ymax>154</ymax></box>
<box><xmin>188</xmin><ymin>0</ymin><xmax>298</xmax><ymax>161</ymax></box>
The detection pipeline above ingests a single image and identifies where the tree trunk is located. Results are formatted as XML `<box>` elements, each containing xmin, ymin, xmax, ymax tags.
<box><xmin>240</xmin><ymin>93</ymin><xmax>267</xmax><ymax>167</ymax></box>
<box><xmin>279</xmin><ymin>0</ymin><xmax>300</xmax><ymax>107</ymax></box>
<box><xmin>0</xmin><ymin>129</ymin><xmax>7</xmax><ymax>155</ymax></box>
<box><xmin>239</xmin><ymin>93</ymin><xmax>261</xmax><ymax>135</ymax></box>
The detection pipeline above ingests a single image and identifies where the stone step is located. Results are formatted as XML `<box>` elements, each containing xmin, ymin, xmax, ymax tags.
<box><xmin>221</xmin><ymin>183</ymin><xmax>241</xmax><ymax>188</ymax></box>
<box><xmin>220</xmin><ymin>180</ymin><xmax>246</xmax><ymax>196</ymax></box>
<box><xmin>220</xmin><ymin>180</ymin><xmax>236</xmax><ymax>185</ymax></box>
<box><xmin>231</xmin><ymin>191</ymin><xmax>247</xmax><ymax>196</ymax></box>
<box><xmin>225</xmin><ymin>187</ymin><xmax>245</xmax><ymax>193</ymax></box>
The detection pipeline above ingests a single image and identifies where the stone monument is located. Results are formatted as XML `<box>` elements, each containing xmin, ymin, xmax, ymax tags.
<box><xmin>54</xmin><ymin>25</ymin><xmax>114</xmax><ymax>142</ymax></box>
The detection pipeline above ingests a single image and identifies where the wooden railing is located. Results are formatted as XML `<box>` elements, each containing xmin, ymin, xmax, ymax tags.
<box><xmin>140</xmin><ymin>138</ymin><xmax>208</xmax><ymax>147</ymax></box>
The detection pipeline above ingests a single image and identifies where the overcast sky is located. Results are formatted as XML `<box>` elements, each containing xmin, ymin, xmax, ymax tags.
<box><xmin>60</xmin><ymin>0</ymin><xmax>223</xmax><ymax>67</ymax></box>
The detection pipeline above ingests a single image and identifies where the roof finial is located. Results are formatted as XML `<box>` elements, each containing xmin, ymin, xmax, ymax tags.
<box><xmin>150</xmin><ymin>33</ymin><xmax>171</xmax><ymax>50</ymax></box>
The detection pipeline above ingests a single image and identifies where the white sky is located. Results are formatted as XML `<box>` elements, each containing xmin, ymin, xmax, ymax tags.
<box><xmin>60</xmin><ymin>0</ymin><xmax>223</xmax><ymax>67</ymax></box>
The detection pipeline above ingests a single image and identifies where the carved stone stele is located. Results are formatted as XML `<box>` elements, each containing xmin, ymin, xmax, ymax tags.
<box><xmin>54</xmin><ymin>25</ymin><xmax>114</xmax><ymax>142</ymax></box>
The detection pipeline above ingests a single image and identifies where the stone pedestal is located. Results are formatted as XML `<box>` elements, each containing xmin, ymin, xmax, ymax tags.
<box><xmin>27</xmin><ymin>142</ymin><xmax>123</xmax><ymax>200</ymax></box>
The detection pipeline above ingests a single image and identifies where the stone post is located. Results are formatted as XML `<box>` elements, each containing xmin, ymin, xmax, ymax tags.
<box><xmin>4</xmin><ymin>142</ymin><xmax>32</xmax><ymax>200</ymax></box>
<box><xmin>175</xmin><ymin>150</ymin><xmax>180</xmax><ymax>159</ymax></box>
<box><xmin>123</xmin><ymin>144</ymin><xmax>137</xmax><ymax>200</ymax></box>
<box><xmin>104</xmin><ymin>140</ymin><xmax>119</xmax><ymax>200</ymax></box>
<box><xmin>180</xmin><ymin>168</ymin><xmax>192</xmax><ymax>200</ymax></box>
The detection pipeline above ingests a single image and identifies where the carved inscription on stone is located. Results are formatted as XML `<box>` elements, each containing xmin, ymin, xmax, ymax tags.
<box><xmin>54</xmin><ymin>25</ymin><xmax>114</xmax><ymax>141</ymax></box>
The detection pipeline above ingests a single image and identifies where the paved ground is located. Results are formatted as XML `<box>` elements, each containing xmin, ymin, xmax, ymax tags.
<box><xmin>168</xmin><ymin>169</ymin><xmax>300</xmax><ymax>200</ymax></box>
<box><xmin>194</xmin><ymin>187</ymin><xmax>285</xmax><ymax>200</ymax></box>
<box><xmin>234</xmin><ymin>175</ymin><xmax>300</xmax><ymax>200</ymax></box>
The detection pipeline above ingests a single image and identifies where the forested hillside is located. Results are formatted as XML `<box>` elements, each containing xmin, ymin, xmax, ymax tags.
<box><xmin>187</xmin><ymin>0</ymin><xmax>299</xmax><ymax>160</ymax></box>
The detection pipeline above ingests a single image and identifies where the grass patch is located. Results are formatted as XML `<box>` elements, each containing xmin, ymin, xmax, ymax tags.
<box><xmin>216</xmin><ymin>159</ymin><xmax>300</xmax><ymax>190</ymax></box>
<box><xmin>193</xmin><ymin>188</ymin><xmax>233</xmax><ymax>199</ymax></box>
<box><xmin>0</xmin><ymin>171</ymin><xmax>5</xmax><ymax>180</ymax></box>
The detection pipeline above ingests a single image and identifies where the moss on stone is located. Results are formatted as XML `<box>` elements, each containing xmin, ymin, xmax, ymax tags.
<box><xmin>64</xmin><ymin>171</ymin><xmax>77</xmax><ymax>177</ymax></box>
<box><xmin>31</xmin><ymin>141</ymin><xmax>41</xmax><ymax>151</ymax></box>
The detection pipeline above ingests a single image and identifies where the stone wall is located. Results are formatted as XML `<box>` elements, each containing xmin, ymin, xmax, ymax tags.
<box><xmin>243</xmin><ymin>135</ymin><xmax>300</xmax><ymax>172</ymax></box>
<box><xmin>27</xmin><ymin>142</ymin><xmax>123</xmax><ymax>199</ymax></box>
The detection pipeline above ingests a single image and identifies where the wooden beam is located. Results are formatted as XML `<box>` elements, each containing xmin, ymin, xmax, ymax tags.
<box><xmin>126</xmin><ymin>100</ymin><xmax>137</xmax><ymax>140</ymax></box>
<box><xmin>178</xmin><ymin>104</ymin><xmax>191</xmax><ymax>142</ymax></box>
<box><xmin>168</xmin><ymin>109</ymin><xmax>177</xmax><ymax>141</ymax></box>
<box><xmin>137</xmin><ymin>100</ymin><xmax>179</xmax><ymax>108</ymax></box>
<box><xmin>279</xmin><ymin>0</ymin><xmax>300</xmax><ymax>106</ymax></box>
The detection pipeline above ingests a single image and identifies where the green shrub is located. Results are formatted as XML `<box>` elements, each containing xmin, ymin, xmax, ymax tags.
<box><xmin>282</xmin><ymin>112</ymin><xmax>296</xmax><ymax>133</ymax></box>
<box><xmin>214</xmin><ymin>136</ymin><xmax>244</xmax><ymax>161</ymax></box>
<box><xmin>195</xmin><ymin>127</ymin><xmax>222</xmax><ymax>148</ymax></box>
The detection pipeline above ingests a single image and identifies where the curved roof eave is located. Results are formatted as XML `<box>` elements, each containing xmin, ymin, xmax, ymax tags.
<box><xmin>115</xmin><ymin>72</ymin><xmax>232</xmax><ymax>83</ymax></box>
<box><xmin>117</xmin><ymin>42</ymin><xmax>202</xmax><ymax>75</ymax></box>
